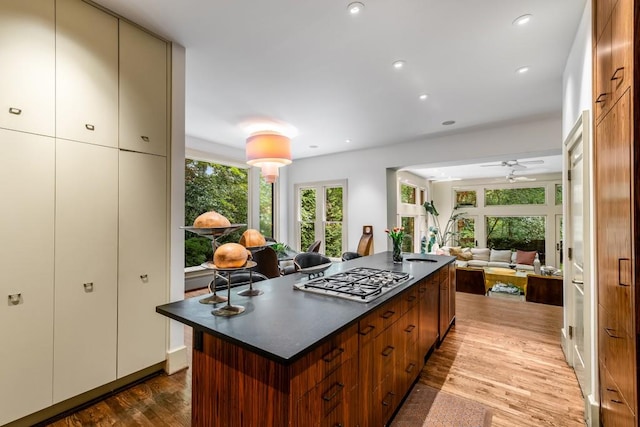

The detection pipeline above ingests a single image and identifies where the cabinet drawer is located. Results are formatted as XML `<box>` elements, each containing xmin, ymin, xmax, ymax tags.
<box><xmin>600</xmin><ymin>362</ymin><xmax>636</xmax><ymax>426</ymax></box>
<box><xmin>359</xmin><ymin>297</ymin><xmax>402</xmax><ymax>339</ymax></box>
<box><xmin>399</xmin><ymin>285</ymin><xmax>419</xmax><ymax>315</ymax></box>
<box><xmin>599</xmin><ymin>304</ymin><xmax>635</xmax><ymax>407</ymax></box>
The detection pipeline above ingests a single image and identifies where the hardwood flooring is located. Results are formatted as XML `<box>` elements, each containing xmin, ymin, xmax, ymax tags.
<box><xmin>47</xmin><ymin>291</ymin><xmax>584</xmax><ymax>426</ymax></box>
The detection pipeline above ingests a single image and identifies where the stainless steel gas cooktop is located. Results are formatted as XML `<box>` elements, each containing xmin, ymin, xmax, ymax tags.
<box><xmin>293</xmin><ymin>267</ymin><xmax>412</xmax><ymax>303</ymax></box>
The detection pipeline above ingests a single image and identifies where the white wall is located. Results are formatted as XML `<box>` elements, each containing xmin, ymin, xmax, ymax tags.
<box><xmin>287</xmin><ymin>116</ymin><xmax>562</xmax><ymax>255</ymax></box>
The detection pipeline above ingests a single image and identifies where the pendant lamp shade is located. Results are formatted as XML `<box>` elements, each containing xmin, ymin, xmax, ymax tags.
<box><xmin>246</xmin><ymin>132</ymin><xmax>292</xmax><ymax>183</ymax></box>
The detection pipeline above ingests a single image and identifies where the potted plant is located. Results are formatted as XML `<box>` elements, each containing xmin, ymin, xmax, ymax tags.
<box><xmin>423</xmin><ymin>200</ymin><xmax>466</xmax><ymax>249</ymax></box>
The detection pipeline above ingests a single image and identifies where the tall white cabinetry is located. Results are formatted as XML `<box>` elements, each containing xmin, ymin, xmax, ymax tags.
<box><xmin>0</xmin><ymin>130</ymin><xmax>55</xmax><ymax>426</ymax></box>
<box><xmin>0</xmin><ymin>0</ymin><xmax>55</xmax><ymax>136</ymax></box>
<box><xmin>0</xmin><ymin>1</ymin><xmax>170</xmax><ymax>425</ymax></box>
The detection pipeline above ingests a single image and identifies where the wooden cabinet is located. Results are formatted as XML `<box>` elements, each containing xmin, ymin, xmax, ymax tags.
<box><xmin>594</xmin><ymin>0</ymin><xmax>637</xmax><ymax>424</ymax></box>
<box><xmin>119</xmin><ymin>21</ymin><xmax>168</xmax><ymax>156</ymax></box>
<box><xmin>55</xmin><ymin>0</ymin><xmax>118</xmax><ymax>147</ymax></box>
<box><xmin>418</xmin><ymin>274</ymin><xmax>439</xmax><ymax>357</ymax></box>
<box><xmin>117</xmin><ymin>150</ymin><xmax>168</xmax><ymax>378</ymax></box>
<box><xmin>0</xmin><ymin>0</ymin><xmax>55</xmax><ymax>136</ymax></box>
<box><xmin>0</xmin><ymin>129</ymin><xmax>55</xmax><ymax>425</ymax></box>
<box><xmin>53</xmin><ymin>140</ymin><xmax>118</xmax><ymax>403</ymax></box>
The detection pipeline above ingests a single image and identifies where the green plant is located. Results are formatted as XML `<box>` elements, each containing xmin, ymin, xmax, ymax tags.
<box><xmin>423</xmin><ymin>200</ymin><xmax>466</xmax><ymax>247</ymax></box>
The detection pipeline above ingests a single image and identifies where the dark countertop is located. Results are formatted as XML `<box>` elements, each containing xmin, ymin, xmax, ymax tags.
<box><xmin>157</xmin><ymin>252</ymin><xmax>455</xmax><ymax>365</ymax></box>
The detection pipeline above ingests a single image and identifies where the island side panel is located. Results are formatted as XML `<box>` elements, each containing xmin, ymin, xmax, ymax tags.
<box><xmin>192</xmin><ymin>331</ymin><xmax>292</xmax><ymax>427</ymax></box>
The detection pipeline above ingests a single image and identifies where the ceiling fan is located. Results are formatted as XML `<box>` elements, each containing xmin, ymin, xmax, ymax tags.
<box><xmin>505</xmin><ymin>169</ymin><xmax>536</xmax><ymax>183</ymax></box>
<box><xmin>480</xmin><ymin>159</ymin><xmax>544</xmax><ymax>170</ymax></box>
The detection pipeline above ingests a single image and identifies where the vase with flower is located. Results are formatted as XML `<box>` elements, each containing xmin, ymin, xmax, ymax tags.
<box><xmin>385</xmin><ymin>226</ymin><xmax>406</xmax><ymax>263</ymax></box>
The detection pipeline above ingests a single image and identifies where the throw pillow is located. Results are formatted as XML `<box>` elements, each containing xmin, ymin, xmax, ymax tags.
<box><xmin>490</xmin><ymin>249</ymin><xmax>512</xmax><ymax>263</ymax></box>
<box><xmin>457</xmin><ymin>250</ymin><xmax>473</xmax><ymax>261</ymax></box>
<box><xmin>470</xmin><ymin>248</ymin><xmax>490</xmax><ymax>261</ymax></box>
<box><xmin>516</xmin><ymin>250</ymin><xmax>537</xmax><ymax>265</ymax></box>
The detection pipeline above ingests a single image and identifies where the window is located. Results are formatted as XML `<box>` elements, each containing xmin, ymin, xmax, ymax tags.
<box><xmin>485</xmin><ymin>187</ymin><xmax>545</xmax><ymax>205</ymax></box>
<box><xmin>400</xmin><ymin>216</ymin><xmax>415</xmax><ymax>252</ymax></box>
<box><xmin>455</xmin><ymin>190</ymin><xmax>477</xmax><ymax>207</ymax></box>
<box><xmin>296</xmin><ymin>180</ymin><xmax>347</xmax><ymax>258</ymax></box>
<box><xmin>555</xmin><ymin>184</ymin><xmax>563</xmax><ymax>205</ymax></box>
<box><xmin>457</xmin><ymin>217</ymin><xmax>475</xmax><ymax>248</ymax></box>
<box><xmin>485</xmin><ymin>215</ymin><xmax>546</xmax><ymax>263</ymax></box>
<box><xmin>259</xmin><ymin>177</ymin><xmax>274</xmax><ymax>237</ymax></box>
<box><xmin>400</xmin><ymin>183</ymin><xmax>416</xmax><ymax>204</ymax></box>
<box><xmin>184</xmin><ymin>159</ymin><xmax>248</xmax><ymax>267</ymax></box>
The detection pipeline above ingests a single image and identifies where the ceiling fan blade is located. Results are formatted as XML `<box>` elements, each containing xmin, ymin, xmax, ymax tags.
<box><xmin>519</xmin><ymin>160</ymin><xmax>544</xmax><ymax>165</ymax></box>
<box><xmin>511</xmin><ymin>164</ymin><xmax>527</xmax><ymax>170</ymax></box>
<box><xmin>480</xmin><ymin>163</ymin><xmax>505</xmax><ymax>167</ymax></box>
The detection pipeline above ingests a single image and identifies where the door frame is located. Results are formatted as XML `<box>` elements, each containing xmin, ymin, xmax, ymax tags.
<box><xmin>562</xmin><ymin>110</ymin><xmax>597</xmax><ymax>423</ymax></box>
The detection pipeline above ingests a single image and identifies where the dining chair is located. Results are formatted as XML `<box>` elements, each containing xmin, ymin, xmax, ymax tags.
<box><xmin>251</xmin><ymin>246</ymin><xmax>282</xmax><ymax>279</ymax></box>
<box><xmin>306</xmin><ymin>240</ymin><xmax>322</xmax><ymax>253</ymax></box>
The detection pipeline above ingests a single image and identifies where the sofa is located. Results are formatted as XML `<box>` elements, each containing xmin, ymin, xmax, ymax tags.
<box><xmin>438</xmin><ymin>246</ymin><xmax>541</xmax><ymax>273</ymax></box>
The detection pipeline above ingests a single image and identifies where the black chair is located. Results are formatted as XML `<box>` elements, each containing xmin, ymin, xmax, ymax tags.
<box><xmin>341</xmin><ymin>225</ymin><xmax>374</xmax><ymax>261</ymax></box>
<box><xmin>252</xmin><ymin>246</ymin><xmax>282</xmax><ymax>278</ymax></box>
<box><xmin>211</xmin><ymin>271</ymin><xmax>268</xmax><ymax>290</ymax></box>
<box><xmin>293</xmin><ymin>252</ymin><xmax>331</xmax><ymax>271</ymax></box>
<box><xmin>306</xmin><ymin>240</ymin><xmax>321</xmax><ymax>253</ymax></box>
<box><xmin>341</xmin><ymin>252</ymin><xmax>362</xmax><ymax>261</ymax></box>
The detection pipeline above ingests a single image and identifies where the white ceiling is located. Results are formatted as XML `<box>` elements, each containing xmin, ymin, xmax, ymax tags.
<box><xmin>95</xmin><ymin>0</ymin><xmax>585</xmax><ymax>164</ymax></box>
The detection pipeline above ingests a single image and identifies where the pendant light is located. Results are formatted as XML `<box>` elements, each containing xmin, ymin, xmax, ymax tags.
<box><xmin>245</xmin><ymin>132</ymin><xmax>292</xmax><ymax>183</ymax></box>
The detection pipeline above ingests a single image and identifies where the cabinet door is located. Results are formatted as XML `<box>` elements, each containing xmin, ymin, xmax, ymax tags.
<box><xmin>594</xmin><ymin>18</ymin><xmax>612</xmax><ymax>122</ymax></box>
<box><xmin>118</xmin><ymin>151</ymin><xmax>167</xmax><ymax>378</ymax></box>
<box><xmin>439</xmin><ymin>276</ymin><xmax>449</xmax><ymax>343</ymax></box>
<box><xmin>53</xmin><ymin>140</ymin><xmax>118</xmax><ymax>403</ymax></box>
<box><xmin>0</xmin><ymin>0</ymin><xmax>55</xmax><ymax>136</ymax></box>
<box><xmin>610</xmin><ymin>0</ymin><xmax>632</xmax><ymax>103</ymax></box>
<box><xmin>56</xmin><ymin>0</ymin><xmax>118</xmax><ymax>147</ymax></box>
<box><xmin>448</xmin><ymin>264</ymin><xmax>456</xmax><ymax>325</ymax></box>
<box><xmin>0</xmin><ymin>129</ymin><xmax>54</xmax><ymax>425</ymax></box>
<box><xmin>119</xmin><ymin>21</ymin><xmax>167</xmax><ymax>156</ymax></box>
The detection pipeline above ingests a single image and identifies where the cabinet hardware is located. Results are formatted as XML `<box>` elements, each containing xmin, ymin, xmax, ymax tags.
<box><xmin>358</xmin><ymin>325</ymin><xmax>375</xmax><ymax>336</ymax></box>
<box><xmin>83</xmin><ymin>282</ymin><xmax>94</xmax><ymax>292</ymax></box>
<box><xmin>381</xmin><ymin>345</ymin><xmax>395</xmax><ymax>357</ymax></box>
<box><xmin>8</xmin><ymin>293</ymin><xmax>21</xmax><ymax>305</ymax></box>
<box><xmin>406</xmin><ymin>295</ymin><xmax>417</xmax><ymax>302</ymax></box>
<box><xmin>322</xmin><ymin>347</ymin><xmax>345</xmax><ymax>363</ymax></box>
<box><xmin>140</xmin><ymin>274</ymin><xmax>149</xmax><ymax>281</ymax></box>
<box><xmin>595</xmin><ymin>93</ymin><xmax>607</xmax><ymax>103</ymax></box>
<box><xmin>606</xmin><ymin>387</ymin><xmax>618</xmax><ymax>393</ymax></box>
<box><xmin>381</xmin><ymin>310</ymin><xmax>395</xmax><ymax>319</ymax></box>
<box><xmin>381</xmin><ymin>391</ymin><xmax>396</xmax><ymax>406</ymax></box>
<box><xmin>571</xmin><ymin>279</ymin><xmax>584</xmax><ymax>285</ymax></box>
<box><xmin>9</xmin><ymin>107</ymin><xmax>22</xmax><ymax>115</ymax></box>
<box><xmin>141</xmin><ymin>136</ymin><xmax>150</xmax><ymax>142</ymax></box>
<box><xmin>418</xmin><ymin>287</ymin><xmax>426</xmax><ymax>293</ymax></box>
<box><xmin>611</xmin><ymin>399</ymin><xmax>624</xmax><ymax>404</ymax></box>
<box><xmin>334</xmin><ymin>424</ymin><xmax>343</xmax><ymax>427</ymax></box>
<box><xmin>404</xmin><ymin>325</ymin><xmax>416</xmax><ymax>333</ymax></box>
<box><xmin>406</xmin><ymin>363</ymin><xmax>416</xmax><ymax>373</ymax></box>
<box><xmin>618</xmin><ymin>258</ymin><xmax>630</xmax><ymax>286</ymax></box>
<box><xmin>611</xmin><ymin>67</ymin><xmax>624</xmax><ymax>80</ymax></box>
<box><xmin>85</xmin><ymin>124</ymin><xmax>95</xmax><ymax>131</ymax></box>
<box><xmin>322</xmin><ymin>382</ymin><xmax>344</xmax><ymax>401</ymax></box>
<box><xmin>604</xmin><ymin>328</ymin><xmax>621</xmax><ymax>339</ymax></box>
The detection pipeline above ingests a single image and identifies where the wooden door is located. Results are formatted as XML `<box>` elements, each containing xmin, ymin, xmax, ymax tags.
<box><xmin>117</xmin><ymin>150</ymin><xmax>168</xmax><ymax>378</ymax></box>
<box><xmin>0</xmin><ymin>129</ymin><xmax>55</xmax><ymax>425</ymax></box>
<box><xmin>119</xmin><ymin>21</ymin><xmax>168</xmax><ymax>156</ymax></box>
<box><xmin>53</xmin><ymin>140</ymin><xmax>118</xmax><ymax>402</ymax></box>
<box><xmin>0</xmin><ymin>0</ymin><xmax>55</xmax><ymax>136</ymax></box>
<box><xmin>55</xmin><ymin>0</ymin><xmax>118</xmax><ymax>147</ymax></box>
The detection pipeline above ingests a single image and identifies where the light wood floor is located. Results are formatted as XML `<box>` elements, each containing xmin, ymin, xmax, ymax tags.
<box><xmin>48</xmin><ymin>291</ymin><xmax>585</xmax><ymax>426</ymax></box>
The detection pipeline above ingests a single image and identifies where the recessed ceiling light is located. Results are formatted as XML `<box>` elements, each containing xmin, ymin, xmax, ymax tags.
<box><xmin>442</xmin><ymin>120</ymin><xmax>456</xmax><ymax>126</ymax></box>
<box><xmin>419</xmin><ymin>94</ymin><xmax>428</xmax><ymax>100</ymax></box>
<box><xmin>345</xmin><ymin>139</ymin><xmax>351</xmax><ymax>143</ymax></box>
<box><xmin>516</xmin><ymin>66</ymin><xmax>530</xmax><ymax>74</ymax></box>
<box><xmin>347</xmin><ymin>2</ymin><xmax>364</xmax><ymax>15</ymax></box>
<box><xmin>309</xmin><ymin>145</ymin><xmax>319</xmax><ymax>149</ymax></box>
<box><xmin>392</xmin><ymin>60</ymin><xmax>406</xmax><ymax>70</ymax></box>
<box><xmin>512</xmin><ymin>14</ymin><xmax>532</xmax><ymax>26</ymax></box>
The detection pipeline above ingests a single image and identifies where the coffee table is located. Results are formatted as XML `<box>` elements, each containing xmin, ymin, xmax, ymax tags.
<box><xmin>483</xmin><ymin>267</ymin><xmax>529</xmax><ymax>295</ymax></box>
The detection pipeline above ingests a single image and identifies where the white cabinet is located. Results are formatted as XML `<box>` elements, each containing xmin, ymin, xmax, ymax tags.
<box><xmin>0</xmin><ymin>129</ymin><xmax>55</xmax><ymax>425</ymax></box>
<box><xmin>53</xmin><ymin>140</ymin><xmax>118</xmax><ymax>403</ymax></box>
<box><xmin>56</xmin><ymin>0</ymin><xmax>118</xmax><ymax>147</ymax></box>
<box><xmin>119</xmin><ymin>21</ymin><xmax>168</xmax><ymax>156</ymax></box>
<box><xmin>118</xmin><ymin>151</ymin><xmax>168</xmax><ymax>378</ymax></box>
<box><xmin>0</xmin><ymin>0</ymin><xmax>55</xmax><ymax>136</ymax></box>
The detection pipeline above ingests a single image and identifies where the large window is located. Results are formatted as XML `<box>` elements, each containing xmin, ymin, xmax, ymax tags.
<box><xmin>184</xmin><ymin>159</ymin><xmax>248</xmax><ymax>267</ymax></box>
<box><xmin>400</xmin><ymin>183</ymin><xmax>416</xmax><ymax>204</ymax></box>
<box><xmin>456</xmin><ymin>217</ymin><xmax>475</xmax><ymax>248</ymax></box>
<box><xmin>485</xmin><ymin>187</ymin><xmax>545</xmax><ymax>205</ymax></box>
<box><xmin>296</xmin><ymin>181</ymin><xmax>347</xmax><ymax>258</ymax></box>
<box><xmin>455</xmin><ymin>190</ymin><xmax>477</xmax><ymax>207</ymax></box>
<box><xmin>259</xmin><ymin>177</ymin><xmax>274</xmax><ymax>237</ymax></box>
<box><xmin>486</xmin><ymin>216</ymin><xmax>546</xmax><ymax>263</ymax></box>
<box><xmin>400</xmin><ymin>216</ymin><xmax>415</xmax><ymax>252</ymax></box>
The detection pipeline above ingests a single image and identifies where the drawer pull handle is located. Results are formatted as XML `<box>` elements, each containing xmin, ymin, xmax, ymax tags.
<box><xmin>140</xmin><ymin>274</ymin><xmax>149</xmax><ymax>281</ymax></box>
<box><xmin>618</xmin><ymin>258</ymin><xmax>630</xmax><ymax>286</ymax></box>
<box><xmin>604</xmin><ymin>328</ymin><xmax>621</xmax><ymax>339</ymax></box>
<box><xmin>381</xmin><ymin>345</ymin><xmax>395</xmax><ymax>357</ymax></box>
<box><xmin>381</xmin><ymin>310</ymin><xmax>395</xmax><ymax>319</ymax></box>
<box><xmin>611</xmin><ymin>67</ymin><xmax>624</xmax><ymax>81</ymax></box>
<box><xmin>406</xmin><ymin>362</ymin><xmax>416</xmax><ymax>373</ymax></box>
<box><xmin>322</xmin><ymin>382</ymin><xmax>344</xmax><ymax>402</ymax></box>
<box><xmin>611</xmin><ymin>399</ymin><xmax>624</xmax><ymax>404</ymax></box>
<box><xmin>322</xmin><ymin>347</ymin><xmax>344</xmax><ymax>363</ymax></box>
<box><xmin>141</xmin><ymin>136</ymin><xmax>150</xmax><ymax>142</ymax></box>
<box><xmin>9</xmin><ymin>107</ymin><xmax>22</xmax><ymax>115</ymax></box>
<box><xmin>382</xmin><ymin>391</ymin><xmax>396</xmax><ymax>406</ymax></box>
<box><xmin>85</xmin><ymin>124</ymin><xmax>95</xmax><ymax>131</ymax></box>
<box><xmin>358</xmin><ymin>325</ymin><xmax>375</xmax><ymax>336</ymax></box>
<box><xmin>406</xmin><ymin>295</ymin><xmax>417</xmax><ymax>302</ymax></box>
<box><xmin>607</xmin><ymin>387</ymin><xmax>618</xmax><ymax>393</ymax></box>
<box><xmin>8</xmin><ymin>293</ymin><xmax>21</xmax><ymax>305</ymax></box>
<box><xmin>404</xmin><ymin>324</ymin><xmax>416</xmax><ymax>333</ymax></box>
<box><xmin>418</xmin><ymin>287</ymin><xmax>426</xmax><ymax>293</ymax></box>
<box><xmin>595</xmin><ymin>93</ymin><xmax>607</xmax><ymax>103</ymax></box>
<box><xmin>83</xmin><ymin>282</ymin><xmax>94</xmax><ymax>292</ymax></box>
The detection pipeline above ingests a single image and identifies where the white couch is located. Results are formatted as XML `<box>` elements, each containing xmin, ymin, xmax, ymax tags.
<box><xmin>439</xmin><ymin>247</ymin><xmax>541</xmax><ymax>273</ymax></box>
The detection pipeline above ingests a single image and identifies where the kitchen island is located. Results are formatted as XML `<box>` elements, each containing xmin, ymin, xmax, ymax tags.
<box><xmin>157</xmin><ymin>252</ymin><xmax>455</xmax><ymax>426</ymax></box>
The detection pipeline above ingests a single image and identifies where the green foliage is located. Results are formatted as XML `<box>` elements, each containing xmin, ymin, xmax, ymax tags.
<box><xmin>555</xmin><ymin>184</ymin><xmax>563</xmax><ymax>205</ymax></box>
<box><xmin>400</xmin><ymin>217</ymin><xmax>414</xmax><ymax>252</ymax></box>
<box><xmin>400</xmin><ymin>184</ymin><xmax>416</xmax><ymax>204</ymax></box>
<box><xmin>457</xmin><ymin>217</ymin><xmax>475</xmax><ymax>248</ymax></box>
<box><xmin>423</xmin><ymin>200</ymin><xmax>466</xmax><ymax>247</ymax></box>
<box><xmin>184</xmin><ymin>159</ymin><xmax>248</xmax><ymax>267</ymax></box>
<box><xmin>485</xmin><ymin>187</ymin><xmax>545</xmax><ymax>206</ymax></box>
<box><xmin>485</xmin><ymin>216</ymin><xmax>546</xmax><ymax>263</ymax></box>
<box><xmin>259</xmin><ymin>178</ymin><xmax>273</xmax><ymax>237</ymax></box>
<box><xmin>299</xmin><ymin>185</ymin><xmax>344</xmax><ymax>257</ymax></box>
<box><xmin>455</xmin><ymin>190</ymin><xmax>477</xmax><ymax>207</ymax></box>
